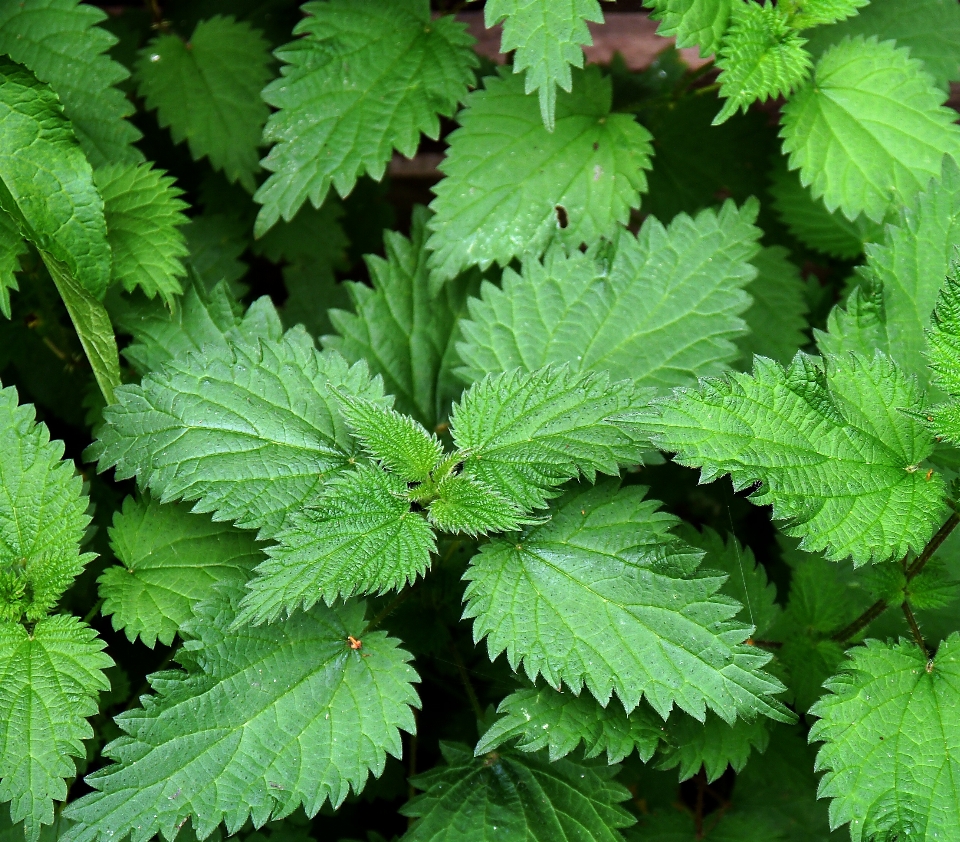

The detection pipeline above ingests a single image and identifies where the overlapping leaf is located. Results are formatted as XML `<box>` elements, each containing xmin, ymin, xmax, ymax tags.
<box><xmin>0</xmin><ymin>210</ymin><xmax>25</xmax><ymax>319</ymax></box>
<box><xmin>456</xmin><ymin>200</ymin><xmax>761</xmax><ymax>390</ymax></box>
<box><xmin>63</xmin><ymin>593</ymin><xmax>419</xmax><ymax>842</ymax></box>
<box><xmin>657</xmin><ymin>711</ymin><xmax>769</xmax><ymax>783</ymax></box>
<box><xmin>925</xmin><ymin>270</ymin><xmax>960</xmax><ymax>444</ymax></box>
<box><xmin>780</xmin><ymin>36</ymin><xmax>960</xmax><ymax>223</ymax></box>
<box><xmin>644</xmin><ymin>0</ymin><xmax>731</xmax><ymax>56</ymax></box>
<box><xmin>255</xmin><ymin>0</ymin><xmax>477</xmax><ymax>235</ymax></box>
<box><xmin>782</xmin><ymin>0</ymin><xmax>868</xmax><ymax>29</ymax></box>
<box><xmin>426</xmin><ymin>66</ymin><xmax>653</xmax><ymax>284</ymax></box>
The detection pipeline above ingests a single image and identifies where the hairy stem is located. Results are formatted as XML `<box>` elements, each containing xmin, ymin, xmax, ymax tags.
<box><xmin>902</xmin><ymin>600</ymin><xmax>928</xmax><ymax>658</ymax></box>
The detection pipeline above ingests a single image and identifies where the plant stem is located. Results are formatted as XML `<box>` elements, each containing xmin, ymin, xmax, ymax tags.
<box><xmin>362</xmin><ymin>585</ymin><xmax>417</xmax><ymax>636</ymax></box>
<box><xmin>449</xmin><ymin>642</ymin><xmax>484</xmax><ymax>724</ymax></box>
<box><xmin>82</xmin><ymin>597</ymin><xmax>104</xmax><ymax>625</ymax></box>
<box><xmin>832</xmin><ymin>511</ymin><xmax>960</xmax><ymax>643</ymax></box>
<box><xmin>902</xmin><ymin>600</ymin><xmax>928</xmax><ymax>658</ymax></box>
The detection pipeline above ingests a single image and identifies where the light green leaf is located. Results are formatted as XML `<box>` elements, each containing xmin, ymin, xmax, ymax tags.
<box><xmin>255</xmin><ymin>0</ymin><xmax>477</xmax><ymax>235</ymax></box>
<box><xmin>769</xmin><ymin>160</ymin><xmax>882</xmax><ymax>259</ymax></box>
<box><xmin>0</xmin><ymin>209</ymin><xmax>25</xmax><ymax>319</ymax></box>
<box><xmin>0</xmin><ymin>383</ymin><xmax>92</xmax><ymax>623</ymax></box>
<box><xmin>42</xmin><ymin>254</ymin><xmax>121</xmax><ymax>406</ymax></box>
<box><xmin>95</xmin><ymin>162</ymin><xmax>189</xmax><ymax>308</ymax></box>
<box><xmin>820</xmin><ymin>163</ymin><xmax>960</xmax><ymax>389</ymax></box>
<box><xmin>0</xmin><ymin>0</ymin><xmax>141</xmax><ymax>166</ymax></box>
<box><xmin>803</xmin><ymin>0</ymin><xmax>960</xmax><ymax>89</ymax></box>
<box><xmin>237</xmin><ymin>465</ymin><xmax>436</xmax><ymax>624</ymax></box>
<box><xmin>428</xmin><ymin>474</ymin><xmax>528</xmax><ymax>537</ymax></box>
<box><xmin>638</xmin><ymin>352</ymin><xmax>947</xmax><ymax>565</ymax></box>
<box><xmin>780</xmin><ymin>36</ymin><xmax>960</xmax><ymax>223</ymax></box>
<box><xmin>0</xmin><ymin>616</ymin><xmax>111</xmax><ymax>842</ymax></box>
<box><xmin>63</xmin><ymin>593</ymin><xmax>419</xmax><ymax>842</ymax></box>
<box><xmin>644</xmin><ymin>0</ymin><xmax>731</xmax><ymax>57</ymax></box>
<box><xmin>925</xmin><ymin>270</ymin><xmax>960</xmax><ymax>444</ymax></box>
<box><xmin>464</xmin><ymin>482</ymin><xmax>793</xmax><ymax>721</ymax></box>
<box><xmin>714</xmin><ymin>2</ymin><xmax>812</xmax><ymax>125</ymax></box>
<box><xmin>426</xmin><ymin>66</ymin><xmax>653</xmax><ymax>284</ymax></box>
<box><xmin>737</xmin><ymin>246</ymin><xmax>809</xmax><ymax>368</ymax></box>
<box><xmin>135</xmin><ymin>16</ymin><xmax>272</xmax><ymax>192</ymax></box>
<box><xmin>402</xmin><ymin>742</ymin><xmax>634</xmax><ymax>842</ymax></box>
<box><xmin>476</xmin><ymin>686</ymin><xmax>664</xmax><ymax>763</ymax></box>
<box><xmin>456</xmin><ymin>200</ymin><xmax>761</xmax><ymax>391</ymax></box>
<box><xmin>484</xmin><ymin>0</ymin><xmax>606</xmax><ymax>130</ymax></box>
<box><xmin>657</xmin><ymin>711</ymin><xmax>769</xmax><ymax>783</ymax></box>
<box><xmin>0</xmin><ymin>57</ymin><xmax>110</xmax><ymax>298</ymax></box>
<box><xmin>100</xmin><ymin>495</ymin><xmax>265</xmax><ymax>648</ymax></box>
<box><xmin>336</xmin><ymin>394</ymin><xmax>443</xmax><ymax>484</ymax></box>
<box><xmin>809</xmin><ymin>635</ymin><xmax>960</xmax><ymax>842</ymax></box>
<box><xmin>450</xmin><ymin>366</ymin><xmax>644</xmax><ymax>511</ymax></box>
<box><xmin>326</xmin><ymin>207</ymin><xmax>479</xmax><ymax>427</ymax></box>
<box><xmin>781</xmin><ymin>0</ymin><xmax>868</xmax><ymax>29</ymax></box>
<box><xmin>90</xmin><ymin>328</ymin><xmax>387</xmax><ymax>537</ymax></box>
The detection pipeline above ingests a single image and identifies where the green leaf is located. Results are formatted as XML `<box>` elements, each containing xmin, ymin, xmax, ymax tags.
<box><xmin>326</xmin><ymin>207</ymin><xmax>479</xmax><ymax>427</ymax></box>
<box><xmin>42</xmin><ymin>254</ymin><xmax>121</xmax><ymax>406</ymax></box>
<box><xmin>737</xmin><ymin>246</ymin><xmax>809</xmax><ymax>368</ymax></box>
<box><xmin>809</xmin><ymin>635</ymin><xmax>960</xmax><ymax>842</ymax></box>
<box><xmin>0</xmin><ymin>383</ymin><xmax>92</xmax><ymax>623</ymax></box>
<box><xmin>484</xmin><ymin>0</ymin><xmax>606</xmax><ymax>130</ymax></box>
<box><xmin>0</xmin><ymin>616</ymin><xmax>111</xmax><ymax>842</ymax></box>
<box><xmin>656</xmin><ymin>711</ymin><xmax>769</xmax><ymax>783</ymax></box>
<box><xmin>402</xmin><ymin>742</ymin><xmax>635</xmax><ymax>842</ymax></box>
<box><xmin>769</xmin><ymin>160</ymin><xmax>882</xmax><ymax>259</ymax></box>
<box><xmin>427</xmin><ymin>474</ymin><xmax>528</xmax><ymax>537</ymax></box>
<box><xmin>639</xmin><ymin>352</ymin><xmax>946</xmax><ymax>565</ymax></box>
<box><xmin>63</xmin><ymin>592</ymin><xmax>419</xmax><ymax>842</ymax></box>
<box><xmin>820</xmin><ymin>163</ymin><xmax>960</xmax><ymax>389</ymax></box>
<box><xmin>456</xmin><ymin>200</ymin><xmax>761</xmax><ymax>391</ymax></box>
<box><xmin>803</xmin><ymin>0</ymin><xmax>960</xmax><ymax>89</ymax></box>
<box><xmin>426</xmin><ymin>66</ymin><xmax>653</xmax><ymax>284</ymax></box>
<box><xmin>714</xmin><ymin>2</ymin><xmax>812</xmax><ymax>125</ymax></box>
<box><xmin>135</xmin><ymin>16</ymin><xmax>272</xmax><ymax>193</ymax></box>
<box><xmin>183</xmin><ymin>213</ymin><xmax>249</xmax><ymax>291</ymax></box>
<box><xmin>450</xmin><ymin>366</ymin><xmax>644</xmax><ymax>511</ymax></box>
<box><xmin>0</xmin><ymin>0</ymin><xmax>141</xmax><ymax>167</ymax></box>
<box><xmin>925</xmin><ymin>270</ymin><xmax>960</xmax><ymax>444</ymax></box>
<box><xmin>0</xmin><ymin>209</ymin><xmax>25</xmax><ymax>319</ymax></box>
<box><xmin>464</xmin><ymin>482</ymin><xmax>793</xmax><ymax>721</ymax></box>
<box><xmin>476</xmin><ymin>686</ymin><xmax>664</xmax><ymax>763</ymax></box>
<box><xmin>94</xmin><ymin>162</ymin><xmax>189</xmax><ymax>308</ymax></box>
<box><xmin>237</xmin><ymin>466</ymin><xmax>436</xmax><ymax>624</ymax></box>
<box><xmin>100</xmin><ymin>495</ymin><xmax>265</xmax><ymax>648</ymax></box>
<box><xmin>780</xmin><ymin>36</ymin><xmax>960</xmax><ymax>223</ymax></box>
<box><xmin>336</xmin><ymin>394</ymin><xmax>443</xmax><ymax>483</ymax></box>
<box><xmin>644</xmin><ymin>0</ymin><xmax>731</xmax><ymax>57</ymax></box>
<box><xmin>0</xmin><ymin>57</ymin><xmax>110</xmax><ymax>298</ymax></box>
<box><xmin>254</xmin><ymin>0</ymin><xmax>476</xmax><ymax>235</ymax></box>
<box><xmin>781</xmin><ymin>0</ymin><xmax>868</xmax><ymax>29</ymax></box>
<box><xmin>90</xmin><ymin>328</ymin><xmax>387</xmax><ymax>537</ymax></box>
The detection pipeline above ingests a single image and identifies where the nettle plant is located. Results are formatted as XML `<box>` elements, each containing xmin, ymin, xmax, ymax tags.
<box><xmin>1</xmin><ymin>0</ymin><xmax>960</xmax><ymax>840</ymax></box>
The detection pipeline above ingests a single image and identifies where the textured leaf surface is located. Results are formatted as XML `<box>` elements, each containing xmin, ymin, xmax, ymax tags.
<box><xmin>0</xmin><ymin>616</ymin><xmax>110</xmax><ymax>842</ymax></box>
<box><xmin>0</xmin><ymin>209</ymin><xmax>25</xmax><ymax>319</ymax></box>
<box><xmin>925</xmin><ymin>271</ymin><xmax>960</xmax><ymax>444</ymax></box>
<box><xmin>0</xmin><ymin>0</ymin><xmax>141</xmax><ymax>166</ymax></box>
<box><xmin>427</xmin><ymin>66</ymin><xmax>653</xmax><ymax>283</ymax></box>
<box><xmin>95</xmin><ymin>162</ymin><xmax>189</xmax><ymax>307</ymax></box>
<box><xmin>63</xmin><ymin>593</ymin><xmax>419</xmax><ymax>842</ymax></box>
<box><xmin>783</xmin><ymin>0</ymin><xmax>868</xmax><ymax>29</ymax></box>
<box><xmin>645</xmin><ymin>0</ymin><xmax>731</xmax><ymax>56</ymax></box>
<box><xmin>657</xmin><ymin>711</ymin><xmax>769</xmax><ymax>783</ymax></box>
<box><xmin>809</xmin><ymin>635</ymin><xmax>960</xmax><ymax>842</ymax></box>
<box><xmin>485</xmin><ymin>0</ymin><xmax>605</xmax><ymax>130</ymax></box>
<box><xmin>238</xmin><ymin>466</ymin><xmax>436</xmax><ymax>624</ymax></box>
<box><xmin>476</xmin><ymin>687</ymin><xmax>663</xmax><ymax>763</ymax></box>
<box><xmin>0</xmin><ymin>383</ymin><xmax>92</xmax><ymax>623</ymax></box>
<box><xmin>737</xmin><ymin>246</ymin><xmax>809</xmax><ymax>368</ymax></box>
<box><xmin>0</xmin><ymin>57</ymin><xmax>110</xmax><ymax>298</ymax></box>
<box><xmin>326</xmin><ymin>208</ymin><xmax>478</xmax><ymax>427</ymax></box>
<box><xmin>640</xmin><ymin>352</ymin><xmax>946</xmax><ymax>565</ymax></box>
<box><xmin>90</xmin><ymin>329</ymin><xmax>387</xmax><ymax>536</ymax></box>
<box><xmin>464</xmin><ymin>482</ymin><xmax>792</xmax><ymax>721</ymax></box>
<box><xmin>780</xmin><ymin>36</ymin><xmax>960</xmax><ymax>223</ymax></box>
<box><xmin>450</xmin><ymin>367</ymin><xmax>644</xmax><ymax>510</ymax></box>
<box><xmin>457</xmin><ymin>200</ymin><xmax>760</xmax><ymax>390</ymax></box>
<box><xmin>820</xmin><ymin>164</ymin><xmax>960</xmax><ymax>389</ymax></box>
<box><xmin>255</xmin><ymin>0</ymin><xmax>476</xmax><ymax>235</ymax></box>
<box><xmin>100</xmin><ymin>496</ymin><xmax>265</xmax><ymax>647</ymax></box>
<box><xmin>402</xmin><ymin>742</ymin><xmax>634</xmax><ymax>842</ymax></box>
<box><xmin>135</xmin><ymin>16</ymin><xmax>272</xmax><ymax>192</ymax></box>
<box><xmin>714</xmin><ymin>2</ymin><xmax>811</xmax><ymax>125</ymax></box>
<box><xmin>427</xmin><ymin>474</ymin><xmax>528</xmax><ymax>537</ymax></box>
<box><xmin>803</xmin><ymin>0</ymin><xmax>960</xmax><ymax>89</ymax></box>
